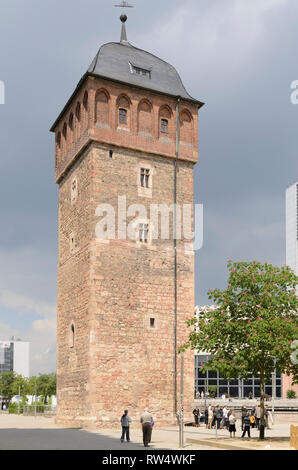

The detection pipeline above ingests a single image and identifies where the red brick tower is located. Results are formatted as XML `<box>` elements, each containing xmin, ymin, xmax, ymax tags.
<box><xmin>51</xmin><ymin>14</ymin><xmax>204</xmax><ymax>428</ymax></box>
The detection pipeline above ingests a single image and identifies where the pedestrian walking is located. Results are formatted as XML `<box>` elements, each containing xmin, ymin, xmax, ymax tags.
<box><xmin>241</xmin><ymin>405</ymin><xmax>247</xmax><ymax>431</ymax></box>
<box><xmin>215</xmin><ymin>405</ymin><xmax>223</xmax><ymax>429</ymax></box>
<box><xmin>140</xmin><ymin>408</ymin><xmax>154</xmax><ymax>447</ymax></box>
<box><xmin>120</xmin><ymin>410</ymin><xmax>131</xmax><ymax>443</ymax></box>
<box><xmin>241</xmin><ymin>412</ymin><xmax>251</xmax><ymax>439</ymax></box>
<box><xmin>228</xmin><ymin>410</ymin><xmax>236</xmax><ymax>438</ymax></box>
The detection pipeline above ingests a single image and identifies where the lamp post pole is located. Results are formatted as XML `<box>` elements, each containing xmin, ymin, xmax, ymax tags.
<box><xmin>179</xmin><ymin>354</ymin><xmax>184</xmax><ymax>448</ymax></box>
<box><xmin>272</xmin><ymin>358</ymin><xmax>277</xmax><ymax>421</ymax></box>
<box><xmin>18</xmin><ymin>385</ymin><xmax>20</xmax><ymax>415</ymax></box>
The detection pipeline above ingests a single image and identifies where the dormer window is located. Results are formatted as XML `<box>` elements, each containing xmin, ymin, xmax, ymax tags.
<box><xmin>119</xmin><ymin>108</ymin><xmax>127</xmax><ymax>124</ymax></box>
<box><xmin>130</xmin><ymin>63</ymin><xmax>151</xmax><ymax>79</ymax></box>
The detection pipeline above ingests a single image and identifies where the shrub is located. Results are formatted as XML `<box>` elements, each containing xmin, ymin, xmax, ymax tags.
<box><xmin>8</xmin><ymin>403</ymin><xmax>19</xmax><ymax>414</ymax></box>
<box><xmin>287</xmin><ymin>389</ymin><xmax>297</xmax><ymax>399</ymax></box>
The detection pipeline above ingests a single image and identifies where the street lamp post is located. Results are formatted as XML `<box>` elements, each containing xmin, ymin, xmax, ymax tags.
<box><xmin>272</xmin><ymin>358</ymin><xmax>277</xmax><ymax>421</ymax></box>
<box><xmin>179</xmin><ymin>354</ymin><xmax>184</xmax><ymax>448</ymax></box>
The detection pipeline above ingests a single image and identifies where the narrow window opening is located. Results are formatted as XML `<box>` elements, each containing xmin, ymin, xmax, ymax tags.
<box><xmin>161</xmin><ymin>119</ymin><xmax>168</xmax><ymax>134</ymax></box>
<box><xmin>139</xmin><ymin>223</ymin><xmax>149</xmax><ymax>243</ymax></box>
<box><xmin>140</xmin><ymin>168</ymin><xmax>150</xmax><ymax>188</ymax></box>
<box><xmin>119</xmin><ymin>108</ymin><xmax>127</xmax><ymax>124</ymax></box>
<box><xmin>109</xmin><ymin>150</ymin><xmax>113</xmax><ymax>159</ymax></box>
<box><xmin>150</xmin><ymin>318</ymin><xmax>155</xmax><ymax>329</ymax></box>
<box><xmin>70</xmin><ymin>324</ymin><xmax>75</xmax><ymax>348</ymax></box>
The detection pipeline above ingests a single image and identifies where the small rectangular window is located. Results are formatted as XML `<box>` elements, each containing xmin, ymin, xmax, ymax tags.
<box><xmin>132</xmin><ymin>65</ymin><xmax>151</xmax><ymax>79</ymax></box>
<box><xmin>161</xmin><ymin>119</ymin><xmax>168</xmax><ymax>134</ymax></box>
<box><xmin>139</xmin><ymin>223</ymin><xmax>149</xmax><ymax>243</ymax></box>
<box><xmin>150</xmin><ymin>318</ymin><xmax>155</xmax><ymax>329</ymax></box>
<box><xmin>119</xmin><ymin>108</ymin><xmax>127</xmax><ymax>124</ymax></box>
<box><xmin>140</xmin><ymin>168</ymin><xmax>150</xmax><ymax>188</ymax></box>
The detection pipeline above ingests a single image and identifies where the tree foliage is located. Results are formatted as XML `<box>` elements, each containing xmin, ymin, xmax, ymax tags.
<box><xmin>0</xmin><ymin>371</ymin><xmax>56</xmax><ymax>403</ymax></box>
<box><xmin>180</xmin><ymin>260</ymin><xmax>298</xmax><ymax>438</ymax></box>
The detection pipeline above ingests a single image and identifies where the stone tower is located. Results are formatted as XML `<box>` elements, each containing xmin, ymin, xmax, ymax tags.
<box><xmin>51</xmin><ymin>15</ymin><xmax>204</xmax><ymax>428</ymax></box>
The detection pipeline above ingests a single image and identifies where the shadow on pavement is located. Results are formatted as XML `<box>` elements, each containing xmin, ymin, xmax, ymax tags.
<box><xmin>0</xmin><ymin>427</ymin><xmax>165</xmax><ymax>450</ymax></box>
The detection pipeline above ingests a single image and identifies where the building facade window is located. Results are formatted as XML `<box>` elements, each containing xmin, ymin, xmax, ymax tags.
<box><xmin>195</xmin><ymin>355</ymin><xmax>282</xmax><ymax>399</ymax></box>
<box><xmin>70</xmin><ymin>324</ymin><xmax>75</xmax><ymax>348</ymax></box>
<box><xmin>131</xmin><ymin>65</ymin><xmax>151</xmax><ymax>78</ymax></box>
<box><xmin>119</xmin><ymin>108</ymin><xmax>127</xmax><ymax>124</ymax></box>
<box><xmin>137</xmin><ymin>162</ymin><xmax>153</xmax><ymax>198</ymax></box>
<box><xmin>70</xmin><ymin>233</ymin><xmax>76</xmax><ymax>252</ymax></box>
<box><xmin>71</xmin><ymin>177</ymin><xmax>78</xmax><ymax>204</ymax></box>
<box><xmin>139</xmin><ymin>223</ymin><xmax>149</xmax><ymax>243</ymax></box>
<box><xmin>160</xmin><ymin>119</ymin><xmax>168</xmax><ymax>134</ymax></box>
<box><xmin>140</xmin><ymin>168</ymin><xmax>150</xmax><ymax>188</ymax></box>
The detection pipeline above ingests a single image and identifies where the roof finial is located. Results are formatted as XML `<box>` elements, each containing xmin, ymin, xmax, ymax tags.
<box><xmin>115</xmin><ymin>1</ymin><xmax>134</xmax><ymax>43</ymax></box>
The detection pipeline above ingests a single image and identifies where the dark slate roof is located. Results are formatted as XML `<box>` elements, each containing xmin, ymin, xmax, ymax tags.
<box><xmin>50</xmin><ymin>41</ymin><xmax>203</xmax><ymax>131</ymax></box>
<box><xmin>88</xmin><ymin>42</ymin><xmax>200</xmax><ymax>103</ymax></box>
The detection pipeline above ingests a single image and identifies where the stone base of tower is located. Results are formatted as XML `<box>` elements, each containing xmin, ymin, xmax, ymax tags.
<box><xmin>55</xmin><ymin>409</ymin><xmax>194</xmax><ymax>430</ymax></box>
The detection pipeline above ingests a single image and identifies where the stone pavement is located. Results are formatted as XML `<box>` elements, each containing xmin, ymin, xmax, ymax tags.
<box><xmin>184</xmin><ymin>422</ymin><xmax>293</xmax><ymax>450</ymax></box>
<box><xmin>0</xmin><ymin>414</ymin><xmax>219</xmax><ymax>450</ymax></box>
<box><xmin>0</xmin><ymin>414</ymin><xmax>296</xmax><ymax>450</ymax></box>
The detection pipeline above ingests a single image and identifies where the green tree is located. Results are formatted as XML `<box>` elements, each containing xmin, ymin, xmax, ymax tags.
<box><xmin>180</xmin><ymin>260</ymin><xmax>298</xmax><ymax>439</ymax></box>
<box><xmin>11</xmin><ymin>374</ymin><xmax>29</xmax><ymax>398</ymax></box>
<box><xmin>0</xmin><ymin>371</ymin><xmax>17</xmax><ymax>403</ymax></box>
<box><xmin>36</xmin><ymin>373</ymin><xmax>56</xmax><ymax>403</ymax></box>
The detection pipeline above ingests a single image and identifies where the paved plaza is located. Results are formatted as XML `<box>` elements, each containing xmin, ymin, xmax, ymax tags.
<box><xmin>0</xmin><ymin>414</ymin><xmax>296</xmax><ymax>450</ymax></box>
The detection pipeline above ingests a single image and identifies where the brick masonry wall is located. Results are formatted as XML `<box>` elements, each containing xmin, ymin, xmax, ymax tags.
<box><xmin>54</xmin><ymin>69</ymin><xmax>200</xmax><ymax>428</ymax></box>
<box><xmin>56</xmin><ymin>142</ymin><xmax>197</xmax><ymax>428</ymax></box>
<box><xmin>53</xmin><ymin>77</ymin><xmax>199</xmax><ymax>183</ymax></box>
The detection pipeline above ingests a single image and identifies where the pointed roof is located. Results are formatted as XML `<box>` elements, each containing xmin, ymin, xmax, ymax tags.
<box><xmin>50</xmin><ymin>20</ymin><xmax>204</xmax><ymax>131</ymax></box>
<box><xmin>88</xmin><ymin>41</ymin><xmax>202</xmax><ymax>103</ymax></box>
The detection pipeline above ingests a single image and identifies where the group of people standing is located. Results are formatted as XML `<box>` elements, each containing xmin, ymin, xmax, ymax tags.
<box><xmin>193</xmin><ymin>403</ymin><xmax>274</xmax><ymax>439</ymax></box>
<box><xmin>120</xmin><ymin>408</ymin><xmax>154</xmax><ymax>447</ymax></box>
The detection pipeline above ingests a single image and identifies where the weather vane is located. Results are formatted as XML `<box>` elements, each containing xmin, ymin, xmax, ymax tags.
<box><xmin>115</xmin><ymin>1</ymin><xmax>134</xmax><ymax>42</ymax></box>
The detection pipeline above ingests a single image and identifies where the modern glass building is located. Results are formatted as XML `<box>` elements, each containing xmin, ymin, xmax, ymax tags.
<box><xmin>195</xmin><ymin>354</ymin><xmax>282</xmax><ymax>399</ymax></box>
<box><xmin>0</xmin><ymin>340</ymin><xmax>29</xmax><ymax>377</ymax></box>
<box><xmin>0</xmin><ymin>342</ymin><xmax>14</xmax><ymax>374</ymax></box>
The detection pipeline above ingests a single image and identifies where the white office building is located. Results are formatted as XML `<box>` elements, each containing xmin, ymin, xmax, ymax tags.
<box><xmin>286</xmin><ymin>181</ymin><xmax>298</xmax><ymax>279</ymax></box>
<box><xmin>0</xmin><ymin>339</ymin><xmax>30</xmax><ymax>378</ymax></box>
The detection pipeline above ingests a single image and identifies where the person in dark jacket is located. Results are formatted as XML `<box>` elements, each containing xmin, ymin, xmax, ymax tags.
<box><xmin>120</xmin><ymin>410</ymin><xmax>131</xmax><ymax>442</ymax></box>
<box><xmin>215</xmin><ymin>406</ymin><xmax>223</xmax><ymax>429</ymax></box>
<box><xmin>193</xmin><ymin>406</ymin><xmax>200</xmax><ymax>427</ymax></box>
<box><xmin>241</xmin><ymin>412</ymin><xmax>251</xmax><ymax>439</ymax></box>
<box><xmin>241</xmin><ymin>405</ymin><xmax>247</xmax><ymax>430</ymax></box>
<box><xmin>204</xmin><ymin>408</ymin><xmax>209</xmax><ymax>428</ymax></box>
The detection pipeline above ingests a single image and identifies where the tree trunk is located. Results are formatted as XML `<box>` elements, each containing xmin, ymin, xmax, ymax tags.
<box><xmin>259</xmin><ymin>371</ymin><xmax>265</xmax><ymax>440</ymax></box>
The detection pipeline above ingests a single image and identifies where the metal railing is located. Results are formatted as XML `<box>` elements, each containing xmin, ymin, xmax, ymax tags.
<box><xmin>23</xmin><ymin>405</ymin><xmax>56</xmax><ymax>416</ymax></box>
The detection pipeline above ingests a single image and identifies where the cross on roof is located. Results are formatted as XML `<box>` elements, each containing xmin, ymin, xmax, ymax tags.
<box><xmin>115</xmin><ymin>1</ymin><xmax>134</xmax><ymax>10</ymax></box>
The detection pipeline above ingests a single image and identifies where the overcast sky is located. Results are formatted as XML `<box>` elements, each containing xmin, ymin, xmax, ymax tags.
<box><xmin>0</xmin><ymin>0</ymin><xmax>297</xmax><ymax>376</ymax></box>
